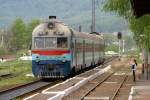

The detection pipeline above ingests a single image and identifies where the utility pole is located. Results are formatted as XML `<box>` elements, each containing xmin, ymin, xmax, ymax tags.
<box><xmin>79</xmin><ymin>25</ymin><xmax>82</xmax><ymax>32</ymax></box>
<box><xmin>92</xmin><ymin>0</ymin><xmax>96</xmax><ymax>32</ymax></box>
<box><xmin>122</xmin><ymin>40</ymin><xmax>125</xmax><ymax>53</ymax></box>
<box><xmin>119</xmin><ymin>39</ymin><xmax>121</xmax><ymax>59</ymax></box>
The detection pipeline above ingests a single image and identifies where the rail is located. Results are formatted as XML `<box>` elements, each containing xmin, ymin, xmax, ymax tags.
<box><xmin>0</xmin><ymin>79</ymin><xmax>61</xmax><ymax>100</ymax></box>
<box><xmin>110</xmin><ymin>75</ymin><xmax>128</xmax><ymax>100</ymax></box>
<box><xmin>81</xmin><ymin>72</ymin><xmax>114</xmax><ymax>100</ymax></box>
<box><xmin>0</xmin><ymin>56</ymin><xmax>117</xmax><ymax>100</ymax></box>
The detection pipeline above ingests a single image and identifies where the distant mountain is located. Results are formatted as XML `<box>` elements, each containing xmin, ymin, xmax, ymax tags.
<box><xmin>0</xmin><ymin>0</ymin><xmax>129</xmax><ymax>33</ymax></box>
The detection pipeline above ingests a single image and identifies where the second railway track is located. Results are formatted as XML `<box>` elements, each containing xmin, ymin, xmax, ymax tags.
<box><xmin>63</xmin><ymin>72</ymin><xmax>128</xmax><ymax>100</ymax></box>
<box><xmin>0</xmin><ymin>79</ymin><xmax>62</xmax><ymax>100</ymax></box>
<box><xmin>63</xmin><ymin>57</ymin><xmax>133</xmax><ymax>100</ymax></box>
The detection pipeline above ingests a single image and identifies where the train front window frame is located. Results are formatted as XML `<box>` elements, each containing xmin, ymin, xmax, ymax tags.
<box><xmin>45</xmin><ymin>37</ymin><xmax>57</xmax><ymax>48</ymax></box>
<box><xmin>57</xmin><ymin>37</ymin><xmax>68</xmax><ymax>48</ymax></box>
<box><xmin>34</xmin><ymin>37</ymin><xmax>45</xmax><ymax>49</ymax></box>
<box><xmin>33</xmin><ymin>37</ymin><xmax>68</xmax><ymax>49</ymax></box>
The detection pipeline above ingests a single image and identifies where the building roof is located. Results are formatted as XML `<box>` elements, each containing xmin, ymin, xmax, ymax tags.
<box><xmin>131</xmin><ymin>0</ymin><xmax>150</xmax><ymax>17</ymax></box>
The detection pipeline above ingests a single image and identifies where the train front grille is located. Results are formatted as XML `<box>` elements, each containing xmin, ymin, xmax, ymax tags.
<box><xmin>39</xmin><ymin>64</ymin><xmax>64</xmax><ymax>78</ymax></box>
<box><xmin>40</xmin><ymin>64</ymin><xmax>56</xmax><ymax>70</ymax></box>
<box><xmin>40</xmin><ymin>72</ymin><xmax>63</xmax><ymax>78</ymax></box>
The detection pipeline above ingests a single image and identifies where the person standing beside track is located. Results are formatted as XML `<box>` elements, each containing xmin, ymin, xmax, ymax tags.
<box><xmin>130</xmin><ymin>58</ymin><xmax>137</xmax><ymax>82</ymax></box>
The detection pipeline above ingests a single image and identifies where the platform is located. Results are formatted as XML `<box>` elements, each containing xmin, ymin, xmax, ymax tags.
<box><xmin>128</xmin><ymin>64</ymin><xmax>150</xmax><ymax>100</ymax></box>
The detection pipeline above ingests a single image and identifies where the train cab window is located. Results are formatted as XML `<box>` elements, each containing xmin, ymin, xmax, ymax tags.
<box><xmin>57</xmin><ymin>37</ymin><xmax>68</xmax><ymax>48</ymax></box>
<box><xmin>34</xmin><ymin>37</ymin><xmax>44</xmax><ymax>48</ymax></box>
<box><xmin>45</xmin><ymin>37</ymin><xmax>57</xmax><ymax>48</ymax></box>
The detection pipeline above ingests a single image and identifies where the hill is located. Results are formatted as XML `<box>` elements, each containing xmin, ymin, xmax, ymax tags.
<box><xmin>0</xmin><ymin>0</ymin><xmax>128</xmax><ymax>33</ymax></box>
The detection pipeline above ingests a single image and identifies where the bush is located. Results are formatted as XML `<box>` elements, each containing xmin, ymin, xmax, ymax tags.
<box><xmin>105</xmin><ymin>44</ymin><xmax>119</xmax><ymax>52</ymax></box>
<box><xmin>0</xmin><ymin>48</ymin><xmax>10</xmax><ymax>56</ymax></box>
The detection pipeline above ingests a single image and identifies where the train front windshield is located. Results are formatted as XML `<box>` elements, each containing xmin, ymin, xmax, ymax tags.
<box><xmin>34</xmin><ymin>37</ymin><xmax>68</xmax><ymax>49</ymax></box>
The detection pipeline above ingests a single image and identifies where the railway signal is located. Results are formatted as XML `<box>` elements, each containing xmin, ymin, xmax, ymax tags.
<box><xmin>117</xmin><ymin>32</ymin><xmax>122</xmax><ymax>60</ymax></box>
<box><xmin>117</xmin><ymin>32</ymin><xmax>122</xmax><ymax>40</ymax></box>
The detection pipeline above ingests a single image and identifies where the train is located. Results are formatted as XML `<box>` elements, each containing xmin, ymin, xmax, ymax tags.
<box><xmin>32</xmin><ymin>16</ymin><xmax>105</xmax><ymax>78</ymax></box>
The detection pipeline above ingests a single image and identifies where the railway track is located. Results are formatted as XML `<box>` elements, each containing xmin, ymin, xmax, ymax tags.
<box><xmin>63</xmin><ymin>72</ymin><xmax>128</xmax><ymax>100</ymax></box>
<box><xmin>83</xmin><ymin>74</ymin><xmax>128</xmax><ymax>100</ymax></box>
<box><xmin>110</xmin><ymin>75</ymin><xmax>128</xmax><ymax>100</ymax></box>
<box><xmin>63</xmin><ymin>73</ymin><xmax>129</xmax><ymax>100</ymax></box>
<box><xmin>0</xmin><ymin>73</ymin><xmax>15</xmax><ymax>80</ymax></box>
<box><xmin>63</xmin><ymin>57</ymin><xmax>131</xmax><ymax>100</ymax></box>
<box><xmin>0</xmin><ymin>73</ymin><xmax>12</xmax><ymax>78</ymax></box>
<box><xmin>0</xmin><ymin>79</ymin><xmax>62</xmax><ymax>100</ymax></box>
<box><xmin>80</xmin><ymin>72</ymin><xmax>115</xmax><ymax>100</ymax></box>
<box><xmin>0</xmin><ymin>56</ymin><xmax>117</xmax><ymax>100</ymax></box>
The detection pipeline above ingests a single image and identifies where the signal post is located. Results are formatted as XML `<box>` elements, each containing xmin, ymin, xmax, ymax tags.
<box><xmin>117</xmin><ymin>32</ymin><xmax>122</xmax><ymax>61</ymax></box>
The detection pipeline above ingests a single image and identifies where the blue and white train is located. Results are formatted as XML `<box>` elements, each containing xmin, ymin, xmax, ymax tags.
<box><xmin>32</xmin><ymin>16</ymin><xmax>105</xmax><ymax>78</ymax></box>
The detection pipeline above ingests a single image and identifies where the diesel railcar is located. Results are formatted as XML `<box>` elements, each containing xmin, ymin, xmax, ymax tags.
<box><xmin>32</xmin><ymin>16</ymin><xmax>105</xmax><ymax>78</ymax></box>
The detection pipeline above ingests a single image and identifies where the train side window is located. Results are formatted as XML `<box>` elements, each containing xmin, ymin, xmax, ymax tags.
<box><xmin>57</xmin><ymin>37</ymin><xmax>68</xmax><ymax>48</ymax></box>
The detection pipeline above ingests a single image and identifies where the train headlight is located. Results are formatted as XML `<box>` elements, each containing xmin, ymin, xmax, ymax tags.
<box><xmin>62</xmin><ymin>59</ymin><xmax>66</xmax><ymax>62</ymax></box>
<box><xmin>62</xmin><ymin>57</ymin><xmax>66</xmax><ymax>62</ymax></box>
<box><xmin>48</xmin><ymin>22</ymin><xmax>55</xmax><ymax>29</ymax></box>
<box><xmin>36</xmin><ymin>56</ymin><xmax>40</xmax><ymax>63</ymax></box>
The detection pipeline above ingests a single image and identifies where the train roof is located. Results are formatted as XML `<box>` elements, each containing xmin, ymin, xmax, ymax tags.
<box><xmin>32</xmin><ymin>19</ymin><xmax>103</xmax><ymax>41</ymax></box>
<box><xmin>32</xmin><ymin>19</ymin><xmax>71</xmax><ymax>37</ymax></box>
<box><xmin>73</xmin><ymin>31</ymin><xmax>103</xmax><ymax>41</ymax></box>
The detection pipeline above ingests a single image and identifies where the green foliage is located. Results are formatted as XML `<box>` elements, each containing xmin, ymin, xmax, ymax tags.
<box><xmin>104</xmin><ymin>0</ymin><xmax>132</xmax><ymax>18</ymax></box>
<box><xmin>0</xmin><ymin>48</ymin><xmax>9</xmax><ymax>55</ymax></box>
<box><xmin>104</xmin><ymin>0</ymin><xmax>150</xmax><ymax>53</ymax></box>
<box><xmin>26</xmin><ymin>19</ymin><xmax>40</xmax><ymax>49</ymax></box>
<box><xmin>144</xmin><ymin>25</ymin><xmax>150</xmax><ymax>52</ymax></box>
<box><xmin>105</xmin><ymin>44</ymin><xmax>118</xmax><ymax>52</ymax></box>
<box><xmin>129</xmin><ymin>15</ymin><xmax>150</xmax><ymax>50</ymax></box>
<box><xmin>104</xmin><ymin>33</ymin><xmax>136</xmax><ymax>53</ymax></box>
<box><xmin>123</xmin><ymin>35</ymin><xmax>136</xmax><ymax>50</ymax></box>
<box><xmin>10</xmin><ymin>18</ymin><xmax>26</xmax><ymax>51</ymax></box>
<box><xmin>0</xmin><ymin>0</ymin><xmax>129</xmax><ymax>33</ymax></box>
<box><xmin>8</xmin><ymin>18</ymin><xmax>40</xmax><ymax>52</ymax></box>
<box><xmin>0</xmin><ymin>60</ymin><xmax>36</xmax><ymax>89</ymax></box>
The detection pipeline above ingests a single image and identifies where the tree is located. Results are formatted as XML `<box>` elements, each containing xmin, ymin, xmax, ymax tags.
<box><xmin>104</xmin><ymin>0</ymin><xmax>132</xmax><ymax>19</ymax></box>
<box><xmin>144</xmin><ymin>25</ymin><xmax>150</xmax><ymax>52</ymax></box>
<box><xmin>9</xmin><ymin>18</ymin><xmax>40</xmax><ymax>52</ymax></box>
<box><xmin>105</xmin><ymin>44</ymin><xmax>118</xmax><ymax>52</ymax></box>
<box><xmin>26</xmin><ymin>19</ymin><xmax>40</xmax><ymax>49</ymax></box>
<box><xmin>104</xmin><ymin>0</ymin><xmax>150</xmax><ymax>53</ymax></box>
<box><xmin>10</xmin><ymin>18</ymin><xmax>26</xmax><ymax>51</ymax></box>
<box><xmin>129</xmin><ymin>15</ymin><xmax>150</xmax><ymax>49</ymax></box>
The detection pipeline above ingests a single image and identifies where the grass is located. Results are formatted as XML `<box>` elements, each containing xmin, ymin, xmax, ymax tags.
<box><xmin>0</xmin><ymin>60</ymin><xmax>31</xmax><ymax>75</ymax></box>
<box><xmin>0</xmin><ymin>60</ymin><xmax>37</xmax><ymax>90</ymax></box>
